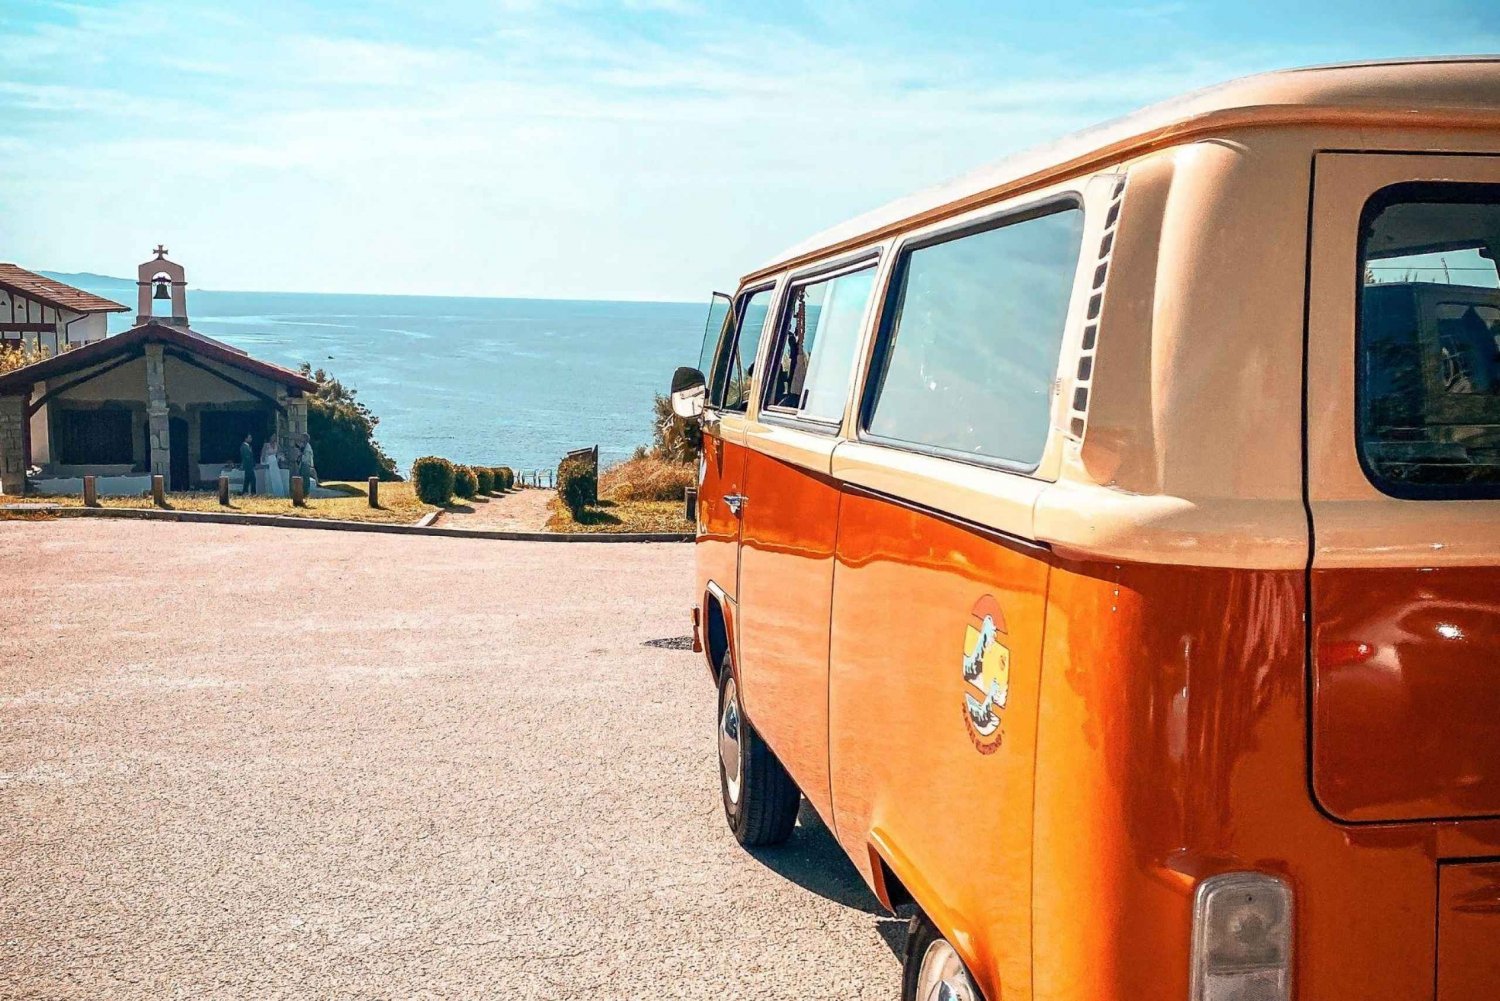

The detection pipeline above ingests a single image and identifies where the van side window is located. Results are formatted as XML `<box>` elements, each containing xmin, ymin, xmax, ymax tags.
<box><xmin>716</xmin><ymin>287</ymin><xmax>774</xmax><ymax>413</ymax></box>
<box><xmin>764</xmin><ymin>264</ymin><xmax>877</xmax><ymax>423</ymax></box>
<box><xmin>1358</xmin><ymin>182</ymin><xmax>1500</xmax><ymax>498</ymax></box>
<box><xmin>863</xmin><ymin>203</ymin><xmax>1085</xmax><ymax>469</ymax></box>
<box><xmin>697</xmin><ymin>292</ymin><xmax>733</xmax><ymax>406</ymax></box>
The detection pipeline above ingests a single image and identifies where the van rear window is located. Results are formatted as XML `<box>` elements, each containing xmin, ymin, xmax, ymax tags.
<box><xmin>1358</xmin><ymin>182</ymin><xmax>1500</xmax><ymax>498</ymax></box>
<box><xmin>862</xmin><ymin>203</ymin><xmax>1084</xmax><ymax>471</ymax></box>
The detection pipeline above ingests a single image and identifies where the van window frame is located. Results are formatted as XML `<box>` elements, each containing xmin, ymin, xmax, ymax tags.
<box><xmin>1354</xmin><ymin>179</ymin><xmax>1500</xmax><ymax>501</ymax></box>
<box><xmin>855</xmin><ymin>192</ymin><xmax>1087</xmax><ymax>476</ymax></box>
<box><xmin>758</xmin><ymin>250</ymin><xmax>882</xmax><ymax>436</ymax></box>
<box><xmin>711</xmin><ymin>280</ymin><xmax>778</xmax><ymax>415</ymax></box>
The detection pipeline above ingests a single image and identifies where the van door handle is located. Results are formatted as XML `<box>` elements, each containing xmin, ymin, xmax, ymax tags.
<box><xmin>723</xmin><ymin>494</ymin><xmax>745</xmax><ymax>517</ymax></box>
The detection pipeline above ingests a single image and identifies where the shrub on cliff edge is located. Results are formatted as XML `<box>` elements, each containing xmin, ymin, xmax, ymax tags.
<box><xmin>411</xmin><ymin>456</ymin><xmax>455</xmax><ymax>505</ymax></box>
<box><xmin>453</xmin><ymin>465</ymin><xmax>479</xmax><ymax>500</ymax></box>
<box><xmin>557</xmin><ymin>457</ymin><xmax>596</xmax><ymax>516</ymax></box>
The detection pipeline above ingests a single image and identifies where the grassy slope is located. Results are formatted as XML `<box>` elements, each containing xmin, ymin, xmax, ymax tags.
<box><xmin>22</xmin><ymin>481</ymin><xmax>435</xmax><ymax>525</ymax></box>
<box><xmin>544</xmin><ymin>497</ymin><xmax>691</xmax><ymax>534</ymax></box>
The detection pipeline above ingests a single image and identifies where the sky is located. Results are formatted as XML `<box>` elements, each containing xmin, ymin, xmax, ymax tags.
<box><xmin>2</xmin><ymin>1</ymin><xmax>1497</xmax><ymax>302</ymax></box>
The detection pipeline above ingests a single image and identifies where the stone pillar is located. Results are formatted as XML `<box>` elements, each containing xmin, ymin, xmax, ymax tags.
<box><xmin>284</xmin><ymin>394</ymin><xmax>308</xmax><ymax>449</ymax></box>
<box><xmin>284</xmin><ymin>394</ymin><xmax>309</xmax><ymax>476</ymax></box>
<box><xmin>0</xmin><ymin>394</ymin><xmax>27</xmax><ymax>495</ymax></box>
<box><xmin>144</xmin><ymin>343</ymin><xmax>170</xmax><ymax>480</ymax></box>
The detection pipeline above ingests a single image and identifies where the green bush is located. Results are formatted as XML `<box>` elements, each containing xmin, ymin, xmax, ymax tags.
<box><xmin>299</xmin><ymin>364</ymin><xmax>400</xmax><ymax>481</ymax></box>
<box><xmin>557</xmin><ymin>457</ymin><xmax>596</xmax><ymax>517</ymax></box>
<box><xmin>498</xmin><ymin>466</ymin><xmax>514</xmax><ymax>491</ymax></box>
<box><xmin>474</xmin><ymin>466</ymin><xmax>495</xmax><ymax>495</ymax></box>
<box><xmin>454</xmin><ymin>465</ymin><xmax>479</xmax><ymax>500</ymax></box>
<box><xmin>411</xmin><ymin>456</ymin><xmax>455</xmax><ymax>505</ymax></box>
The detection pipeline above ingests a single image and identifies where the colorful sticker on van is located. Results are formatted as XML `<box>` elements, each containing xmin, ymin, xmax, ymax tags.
<box><xmin>961</xmin><ymin>595</ymin><xmax>1010</xmax><ymax>754</ymax></box>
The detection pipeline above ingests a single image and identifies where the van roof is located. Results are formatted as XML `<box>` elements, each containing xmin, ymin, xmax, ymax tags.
<box><xmin>751</xmin><ymin>57</ymin><xmax>1500</xmax><ymax>281</ymax></box>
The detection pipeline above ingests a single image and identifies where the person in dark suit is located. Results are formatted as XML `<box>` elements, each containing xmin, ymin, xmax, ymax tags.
<box><xmin>240</xmin><ymin>433</ymin><xmax>257</xmax><ymax>496</ymax></box>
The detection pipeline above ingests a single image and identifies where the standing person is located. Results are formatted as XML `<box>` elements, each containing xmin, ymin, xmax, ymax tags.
<box><xmin>298</xmin><ymin>438</ymin><xmax>316</xmax><ymax>491</ymax></box>
<box><xmin>239</xmin><ymin>433</ymin><xmax>257</xmax><ymax>496</ymax></box>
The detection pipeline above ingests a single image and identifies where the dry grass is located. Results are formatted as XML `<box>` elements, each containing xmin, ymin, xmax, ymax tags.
<box><xmin>544</xmin><ymin>496</ymin><xmax>691</xmax><ymax>534</ymax></box>
<box><xmin>18</xmin><ymin>480</ymin><xmax>435</xmax><ymax>525</ymax></box>
<box><xmin>598</xmin><ymin>456</ymin><xmax>696</xmax><ymax>503</ymax></box>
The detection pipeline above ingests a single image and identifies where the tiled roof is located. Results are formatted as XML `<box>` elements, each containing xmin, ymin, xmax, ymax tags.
<box><xmin>0</xmin><ymin>321</ymin><xmax>318</xmax><ymax>396</ymax></box>
<box><xmin>0</xmin><ymin>264</ymin><xmax>129</xmax><ymax>314</ymax></box>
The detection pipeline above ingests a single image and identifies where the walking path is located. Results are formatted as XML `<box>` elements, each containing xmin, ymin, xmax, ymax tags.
<box><xmin>436</xmin><ymin>487</ymin><xmax>554</xmax><ymax>532</ymax></box>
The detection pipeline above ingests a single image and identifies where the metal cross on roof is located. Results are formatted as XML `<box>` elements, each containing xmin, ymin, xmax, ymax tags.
<box><xmin>153</xmin><ymin>244</ymin><xmax>168</xmax><ymax>259</ymax></box>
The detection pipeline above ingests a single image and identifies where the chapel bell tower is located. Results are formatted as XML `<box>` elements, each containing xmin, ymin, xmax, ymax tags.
<box><xmin>136</xmin><ymin>244</ymin><xmax>188</xmax><ymax>327</ymax></box>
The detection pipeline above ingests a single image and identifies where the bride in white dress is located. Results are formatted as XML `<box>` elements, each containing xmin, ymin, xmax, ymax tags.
<box><xmin>260</xmin><ymin>438</ymin><xmax>289</xmax><ymax>497</ymax></box>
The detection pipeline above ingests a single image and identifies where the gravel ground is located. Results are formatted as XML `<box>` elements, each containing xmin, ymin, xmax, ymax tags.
<box><xmin>0</xmin><ymin>521</ymin><xmax>902</xmax><ymax>1000</ymax></box>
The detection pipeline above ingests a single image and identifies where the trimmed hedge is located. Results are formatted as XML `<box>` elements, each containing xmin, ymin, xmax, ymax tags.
<box><xmin>454</xmin><ymin>465</ymin><xmax>479</xmax><ymax>500</ymax></box>
<box><xmin>411</xmin><ymin>456</ymin><xmax>455</xmax><ymax>505</ymax></box>
<box><xmin>474</xmin><ymin>466</ymin><xmax>495</xmax><ymax>495</ymax></box>
<box><xmin>557</xmin><ymin>456</ymin><xmax>596</xmax><ymax>516</ymax></box>
<box><xmin>497</xmin><ymin>466</ymin><xmax>514</xmax><ymax>491</ymax></box>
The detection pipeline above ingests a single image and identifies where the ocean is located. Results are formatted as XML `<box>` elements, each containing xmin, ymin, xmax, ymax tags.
<box><xmin>64</xmin><ymin>279</ymin><xmax>708</xmax><ymax>475</ymax></box>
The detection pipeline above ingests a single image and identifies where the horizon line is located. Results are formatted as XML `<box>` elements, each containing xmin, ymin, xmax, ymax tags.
<box><xmin>35</xmin><ymin>269</ymin><xmax>703</xmax><ymax>308</ymax></box>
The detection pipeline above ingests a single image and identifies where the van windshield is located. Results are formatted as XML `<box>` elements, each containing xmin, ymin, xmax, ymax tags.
<box><xmin>1358</xmin><ymin>182</ymin><xmax>1500</xmax><ymax>498</ymax></box>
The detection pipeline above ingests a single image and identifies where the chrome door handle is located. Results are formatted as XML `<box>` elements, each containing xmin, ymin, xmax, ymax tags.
<box><xmin>723</xmin><ymin>494</ymin><xmax>745</xmax><ymax>517</ymax></box>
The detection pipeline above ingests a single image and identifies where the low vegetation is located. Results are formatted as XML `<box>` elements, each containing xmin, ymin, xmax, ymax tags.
<box><xmin>545</xmin><ymin>497</ymin><xmax>690</xmax><ymax>534</ymax></box>
<box><xmin>474</xmin><ymin>467</ymin><xmax>494</xmax><ymax>495</ymax></box>
<box><xmin>648</xmin><ymin>391</ymin><xmax>701</xmax><ymax>463</ymax></box>
<box><xmin>556</xmin><ymin>456</ymin><xmax>597</xmax><ymax>517</ymax></box>
<box><xmin>599</xmin><ymin>455</ymin><xmax>696</xmax><ymax>502</ymax></box>
<box><xmin>0</xmin><ymin>342</ymin><xmax>69</xmax><ymax>375</ymax></box>
<box><xmin>411</xmin><ymin>455</ymin><xmax>456</xmax><ymax>505</ymax></box>
<box><xmin>546</xmin><ymin>396</ymin><xmax>697</xmax><ymax>534</ymax></box>
<box><xmin>453</xmin><ymin>465</ymin><xmax>479</xmax><ymax>500</ymax></box>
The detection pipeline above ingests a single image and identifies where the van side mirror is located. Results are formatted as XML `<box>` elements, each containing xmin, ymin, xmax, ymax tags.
<box><xmin>670</xmin><ymin>366</ymin><xmax>707</xmax><ymax>420</ymax></box>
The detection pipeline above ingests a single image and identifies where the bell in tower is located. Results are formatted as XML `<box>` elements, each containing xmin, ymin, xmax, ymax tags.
<box><xmin>135</xmin><ymin>244</ymin><xmax>189</xmax><ymax>327</ymax></box>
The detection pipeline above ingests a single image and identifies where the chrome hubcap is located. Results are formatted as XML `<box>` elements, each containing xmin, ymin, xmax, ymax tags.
<box><xmin>916</xmin><ymin>940</ymin><xmax>979</xmax><ymax>1001</ymax></box>
<box><xmin>719</xmin><ymin>677</ymin><xmax>743</xmax><ymax>806</ymax></box>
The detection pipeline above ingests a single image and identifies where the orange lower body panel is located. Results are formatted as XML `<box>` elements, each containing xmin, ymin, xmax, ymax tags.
<box><xmin>1438</xmin><ymin>861</ymin><xmax>1500</xmax><ymax>1001</ymax></box>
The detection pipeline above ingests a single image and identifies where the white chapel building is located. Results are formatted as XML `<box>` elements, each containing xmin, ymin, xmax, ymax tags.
<box><xmin>0</xmin><ymin>248</ymin><xmax>317</xmax><ymax>496</ymax></box>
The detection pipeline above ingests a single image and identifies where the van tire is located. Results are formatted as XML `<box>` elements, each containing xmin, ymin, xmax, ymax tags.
<box><xmin>717</xmin><ymin>655</ymin><xmax>800</xmax><ymax>846</ymax></box>
<box><xmin>902</xmin><ymin>912</ymin><xmax>984</xmax><ymax>1001</ymax></box>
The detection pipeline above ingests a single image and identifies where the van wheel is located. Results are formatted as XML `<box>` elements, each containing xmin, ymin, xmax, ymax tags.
<box><xmin>717</xmin><ymin>656</ymin><xmax>800</xmax><ymax>846</ymax></box>
<box><xmin>903</xmin><ymin>913</ymin><xmax>983</xmax><ymax>1001</ymax></box>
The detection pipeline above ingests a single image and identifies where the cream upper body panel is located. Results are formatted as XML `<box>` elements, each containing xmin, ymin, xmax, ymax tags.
<box><xmin>716</xmin><ymin>59</ymin><xmax>1500</xmax><ymax>571</ymax></box>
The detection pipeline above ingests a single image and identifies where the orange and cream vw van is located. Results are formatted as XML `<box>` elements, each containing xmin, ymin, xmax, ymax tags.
<box><xmin>670</xmin><ymin>58</ymin><xmax>1500</xmax><ymax>1001</ymax></box>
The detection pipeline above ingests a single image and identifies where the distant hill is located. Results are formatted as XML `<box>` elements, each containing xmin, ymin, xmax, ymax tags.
<box><xmin>39</xmin><ymin>271</ymin><xmax>136</xmax><ymax>291</ymax></box>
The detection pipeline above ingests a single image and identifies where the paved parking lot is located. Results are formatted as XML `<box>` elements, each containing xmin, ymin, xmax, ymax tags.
<box><xmin>0</xmin><ymin>521</ymin><xmax>902</xmax><ymax>1000</ymax></box>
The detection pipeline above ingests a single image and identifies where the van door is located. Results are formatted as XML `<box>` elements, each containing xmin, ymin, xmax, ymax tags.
<box><xmin>825</xmin><ymin>199</ymin><xmax>1089</xmax><ymax>1000</ymax></box>
<box><xmin>1305</xmin><ymin>152</ymin><xmax>1500</xmax><ymax>826</ymax></box>
<box><xmin>698</xmin><ymin>286</ymin><xmax>775</xmax><ymax>617</ymax></box>
<box><xmin>735</xmin><ymin>258</ymin><xmax>879</xmax><ymax>824</ymax></box>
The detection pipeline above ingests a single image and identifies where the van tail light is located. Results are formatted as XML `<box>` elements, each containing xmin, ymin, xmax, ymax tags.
<box><xmin>1190</xmin><ymin>872</ymin><xmax>1293</xmax><ymax>1001</ymax></box>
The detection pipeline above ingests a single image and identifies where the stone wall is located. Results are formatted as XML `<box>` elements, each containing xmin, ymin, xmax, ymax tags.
<box><xmin>0</xmin><ymin>394</ymin><xmax>27</xmax><ymax>495</ymax></box>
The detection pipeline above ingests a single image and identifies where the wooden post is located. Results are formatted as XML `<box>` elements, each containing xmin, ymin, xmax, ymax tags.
<box><xmin>368</xmin><ymin>476</ymin><xmax>379</xmax><ymax>508</ymax></box>
<box><xmin>217</xmin><ymin>475</ymin><xmax>230</xmax><ymax>506</ymax></box>
<box><xmin>82</xmin><ymin>474</ymin><xmax>98</xmax><ymax>508</ymax></box>
<box><xmin>151</xmin><ymin>474</ymin><xmax>165</xmax><ymax>507</ymax></box>
<box><xmin>291</xmin><ymin>475</ymin><xmax>305</xmax><ymax>507</ymax></box>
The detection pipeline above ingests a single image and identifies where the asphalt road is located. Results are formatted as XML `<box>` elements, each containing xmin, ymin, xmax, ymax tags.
<box><xmin>0</xmin><ymin>521</ymin><xmax>903</xmax><ymax>1000</ymax></box>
